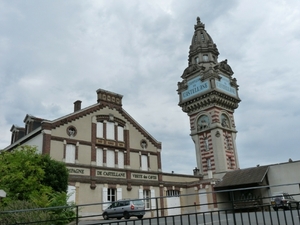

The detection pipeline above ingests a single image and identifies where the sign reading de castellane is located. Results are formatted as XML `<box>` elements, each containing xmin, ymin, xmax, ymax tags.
<box><xmin>182</xmin><ymin>76</ymin><xmax>210</xmax><ymax>100</ymax></box>
<box><xmin>68</xmin><ymin>168</ymin><xmax>158</xmax><ymax>180</ymax></box>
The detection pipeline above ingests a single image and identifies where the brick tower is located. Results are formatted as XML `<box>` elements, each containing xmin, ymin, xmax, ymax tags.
<box><xmin>177</xmin><ymin>17</ymin><xmax>241</xmax><ymax>177</ymax></box>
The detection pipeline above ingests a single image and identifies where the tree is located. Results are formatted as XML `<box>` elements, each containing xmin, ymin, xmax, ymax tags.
<box><xmin>0</xmin><ymin>145</ymin><xmax>69</xmax><ymax>204</ymax></box>
<box><xmin>0</xmin><ymin>145</ymin><xmax>48</xmax><ymax>203</ymax></box>
<box><xmin>41</xmin><ymin>154</ymin><xmax>69</xmax><ymax>193</ymax></box>
<box><xmin>0</xmin><ymin>145</ymin><xmax>75</xmax><ymax>224</ymax></box>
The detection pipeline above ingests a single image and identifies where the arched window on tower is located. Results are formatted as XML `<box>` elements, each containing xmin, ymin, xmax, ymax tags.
<box><xmin>197</xmin><ymin>115</ymin><xmax>210</xmax><ymax>131</ymax></box>
<box><xmin>221</xmin><ymin>114</ymin><xmax>230</xmax><ymax>128</ymax></box>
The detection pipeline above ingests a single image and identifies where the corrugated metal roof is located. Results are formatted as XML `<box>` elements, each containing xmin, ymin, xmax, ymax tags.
<box><xmin>214</xmin><ymin>166</ymin><xmax>269</xmax><ymax>189</ymax></box>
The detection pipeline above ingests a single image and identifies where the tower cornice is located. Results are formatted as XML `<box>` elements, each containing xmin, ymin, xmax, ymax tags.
<box><xmin>179</xmin><ymin>90</ymin><xmax>240</xmax><ymax>114</ymax></box>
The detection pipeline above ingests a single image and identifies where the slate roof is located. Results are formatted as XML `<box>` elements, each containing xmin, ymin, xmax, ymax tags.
<box><xmin>214</xmin><ymin>166</ymin><xmax>269</xmax><ymax>190</ymax></box>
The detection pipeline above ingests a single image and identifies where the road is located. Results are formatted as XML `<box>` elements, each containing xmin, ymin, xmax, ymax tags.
<box><xmin>78</xmin><ymin>210</ymin><xmax>300</xmax><ymax>225</ymax></box>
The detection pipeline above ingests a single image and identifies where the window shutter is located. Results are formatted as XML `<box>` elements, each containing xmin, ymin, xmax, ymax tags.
<box><xmin>117</xmin><ymin>126</ymin><xmax>124</xmax><ymax>141</ymax></box>
<box><xmin>138</xmin><ymin>189</ymin><xmax>143</xmax><ymax>200</ymax></box>
<box><xmin>106</xmin><ymin>122</ymin><xmax>115</xmax><ymax>140</ymax></box>
<box><xmin>106</xmin><ymin>150</ymin><xmax>115</xmax><ymax>168</ymax></box>
<box><xmin>150</xmin><ymin>189</ymin><xmax>156</xmax><ymax>209</ymax></box>
<box><xmin>96</xmin><ymin>122</ymin><xmax>103</xmax><ymax>138</ymax></box>
<box><xmin>141</xmin><ymin>155</ymin><xmax>148</xmax><ymax>171</ymax></box>
<box><xmin>102</xmin><ymin>187</ymin><xmax>109</xmax><ymax>210</ymax></box>
<box><xmin>66</xmin><ymin>144</ymin><xmax>75</xmax><ymax>163</ymax></box>
<box><xmin>67</xmin><ymin>185</ymin><xmax>76</xmax><ymax>204</ymax></box>
<box><xmin>117</xmin><ymin>188</ymin><xmax>122</xmax><ymax>200</ymax></box>
<box><xmin>96</xmin><ymin>148</ymin><xmax>103</xmax><ymax>166</ymax></box>
<box><xmin>118</xmin><ymin>151</ymin><xmax>124</xmax><ymax>168</ymax></box>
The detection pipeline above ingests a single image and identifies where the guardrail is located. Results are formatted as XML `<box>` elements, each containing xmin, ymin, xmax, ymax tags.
<box><xmin>1</xmin><ymin>184</ymin><xmax>300</xmax><ymax>225</ymax></box>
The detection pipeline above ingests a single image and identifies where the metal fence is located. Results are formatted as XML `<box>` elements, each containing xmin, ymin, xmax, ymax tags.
<box><xmin>1</xmin><ymin>185</ymin><xmax>300</xmax><ymax>225</ymax></box>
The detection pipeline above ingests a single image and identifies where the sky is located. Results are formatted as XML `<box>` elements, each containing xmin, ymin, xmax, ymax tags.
<box><xmin>1</xmin><ymin>0</ymin><xmax>300</xmax><ymax>175</ymax></box>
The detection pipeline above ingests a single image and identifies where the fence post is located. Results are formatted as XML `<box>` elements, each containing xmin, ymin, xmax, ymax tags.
<box><xmin>156</xmin><ymin>197</ymin><xmax>159</xmax><ymax>223</ymax></box>
<box><xmin>230</xmin><ymin>191</ymin><xmax>237</xmax><ymax>225</ymax></box>
<box><xmin>76</xmin><ymin>205</ymin><xmax>79</xmax><ymax>225</ymax></box>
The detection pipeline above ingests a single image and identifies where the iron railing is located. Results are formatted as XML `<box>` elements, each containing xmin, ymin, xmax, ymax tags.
<box><xmin>1</xmin><ymin>184</ymin><xmax>300</xmax><ymax>225</ymax></box>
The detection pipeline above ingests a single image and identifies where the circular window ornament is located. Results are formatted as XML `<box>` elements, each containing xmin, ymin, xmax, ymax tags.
<box><xmin>140</xmin><ymin>140</ymin><xmax>148</xmax><ymax>149</ymax></box>
<box><xmin>67</xmin><ymin>126</ymin><xmax>77</xmax><ymax>137</ymax></box>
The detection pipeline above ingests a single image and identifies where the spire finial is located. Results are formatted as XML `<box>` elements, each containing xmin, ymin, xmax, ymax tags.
<box><xmin>194</xmin><ymin>16</ymin><xmax>204</xmax><ymax>30</ymax></box>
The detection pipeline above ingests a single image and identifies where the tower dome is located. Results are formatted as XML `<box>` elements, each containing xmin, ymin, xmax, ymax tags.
<box><xmin>188</xmin><ymin>17</ymin><xmax>219</xmax><ymax>66</ymax></box>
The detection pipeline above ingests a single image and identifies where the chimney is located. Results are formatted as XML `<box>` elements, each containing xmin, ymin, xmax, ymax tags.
<box><xmin>74</xmin><ymin>100</ymin><xmax>82</xmax><ymax>112</ymax></box>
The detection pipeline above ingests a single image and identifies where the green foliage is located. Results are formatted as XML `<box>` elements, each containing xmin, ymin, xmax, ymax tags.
<box><xmin>0</xmin><ymin>200</ymin><xmax>53</xmax><ymax>225</ymax></box>
<box><xmin>0</xmin><ymin>146</ymin><xmax>46</xmax><ymax>203</ymax></box>
<box><xmin>0</xmin><ymin>145</ymin><xmax>75</xmax><ymax>224</ymax></box>
<box><xmin>0</xmin><ymin>145</ymin><xmax>69</xmax><ymax>204</ymax></box>
<box><xmin>30</xmin><ymin>192</ymin><xmax>76</xmax><ymax>225</ymax></box>
<box><xmin>41</xmin><ymin>154</ymin><xmax>69</xmax><ymax>193</ymax></box>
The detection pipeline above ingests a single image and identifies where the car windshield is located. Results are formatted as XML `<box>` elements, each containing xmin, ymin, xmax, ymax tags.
<box><xmin>132</xmin><ymin>200</ymin><xmax>144</xmax><ymax>205</ymax></box>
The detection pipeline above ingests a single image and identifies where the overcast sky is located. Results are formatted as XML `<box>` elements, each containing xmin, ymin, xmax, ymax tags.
<box><xmin>1</xmin><ymin>0</ymin><xmax>300</xmax><ymax>175</ymax></box>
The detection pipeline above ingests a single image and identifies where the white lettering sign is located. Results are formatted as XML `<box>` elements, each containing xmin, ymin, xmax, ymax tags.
<box><xmin>216</xmin><ymin>75</ymin><xmax>237</xmax><ymax>97</ymax></box>
<box><xmin>96</xmin><ymin>170</ymin><xmax>126</xmax><ymax>178</ymax></box>
<box><xmin>182</xmin><ymin>77</ymin><xmax>210</xmax><ymax>100</ymax></box>
<box><xmin>131</xmin><ymin>173</ymin><xmax>158</xmax><ymax>180</ymax></box>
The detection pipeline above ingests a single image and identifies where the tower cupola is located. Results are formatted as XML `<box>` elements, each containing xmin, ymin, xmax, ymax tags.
<box><xmin>188</xmin><ymin>17</ymin><xmax>219</xmax><ymax>66</ymax></box>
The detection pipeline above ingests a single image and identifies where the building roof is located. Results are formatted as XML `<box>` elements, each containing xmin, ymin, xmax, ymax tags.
<box><xmin>214</xmin><ymin>166</ymin><xmax>269</xmax><ymax>190</ymax></box>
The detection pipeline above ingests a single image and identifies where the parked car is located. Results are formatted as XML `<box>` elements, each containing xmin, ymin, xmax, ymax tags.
<box><xmin>271</xmin><ymin>193</ymin><xmax>299</xmax><ymax>211</ymax></box>
<box><xmin>102</xmin><ymin>199</ymin><xmax>145</xmax><ymax>220</ymax></box>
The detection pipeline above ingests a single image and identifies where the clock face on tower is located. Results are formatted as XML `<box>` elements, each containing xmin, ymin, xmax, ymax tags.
<box><xmin>181</xmin><ymin>76</ymin><xmax>210</xmax><ymax>101</ymax></box>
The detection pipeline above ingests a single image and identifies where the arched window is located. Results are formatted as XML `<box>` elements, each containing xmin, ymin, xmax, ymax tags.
<box><xmin>197</xmin><ymin>115</ymin><xmax>210</xmax><ymax>131</ymax></box>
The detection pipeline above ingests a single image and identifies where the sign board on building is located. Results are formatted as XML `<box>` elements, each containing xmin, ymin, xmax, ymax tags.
<box><xmin>216</xmin><ymin>75</ymin><xmax>237</xmax><ymax>97</ymax></box>
<box><xmin>131</xmin><ymin>173</ymin><xmax>158</xmax><ymax>180</ymax></box>
<box><xmin>96</xmin><ymin>170</ymin><xmax>126</xmax><ymax>178</ymax></box>
<box><xmin>67</xmin><ymin>167</ymin><xmax>89</xmax><ymax>175</ymax></box>
<box><xmin>181</xmin><ymin>76</ymin><xmax>210</xmax><ymax>100</ymax></box>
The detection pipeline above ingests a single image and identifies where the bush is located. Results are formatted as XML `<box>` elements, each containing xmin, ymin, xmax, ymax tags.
<box><xmin>0</xmin><ymin>201</ymin><xmax>53</xmax><ymax>225</ymax></box>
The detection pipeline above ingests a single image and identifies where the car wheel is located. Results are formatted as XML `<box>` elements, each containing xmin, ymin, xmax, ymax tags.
<box><xmin>117</xmin><ymin>217</ymin><xmax>122</xmax><ymax>220</ymax></box>
<box><xmin>137</xmin><ymin>215</ymin><xmax>143</xmax><ymax>219</ymax></box>
<box><xmin>103</xmin><ymin>213</ymin><xmax>109</xmax><ymax>220</ymax></box>
<box><xmin>273</xmin><ymin>207</ymin><xmax>278</xmax><ymax>211</ymax></box>
<box><xmin>124</xmin><ymin>211</ymin><xmax>130</xmax><ymax>219</ymax></box>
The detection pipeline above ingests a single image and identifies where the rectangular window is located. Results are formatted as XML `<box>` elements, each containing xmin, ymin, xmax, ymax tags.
<box><xmin>96</xmin><ymin>122</ymin><xmax>103</xmax><ymax>138</ymax></box>
<box><xmin>166</xmin><ymin>190</ymin><xmax>180</xmax><ymax>196</ymax></box>
<box><xmin>118</xmin><ymin>151</ymin><xmax>124</xmax><ymax>168</ymax></box>
<box><xmin>106</xmin><ymin>122</ymin><xmax>115</xmax><ymax>140</ymax></box>
<box><xmin>141</xmin><ymin>155</ymin><xmax>148</xmax><ymax>171</ymax></box>
<box><xmin>204</xmin><ymin>138</ymin><xmax>209</xmax><ymax>151</ymax></box>
<box><xmin>117</xmin><ymin>126</ymin><xmax>124</xmax><ymax>141</ymax></box>
<box><xmin>203</xmin><ymin>54</ymin><xmax>208</xmax><ymax>61</ymax></box>
<box><xmin>143</xmin><ymin>190</ymin><xmax>150</xmax><ymax>209</ymax></box>
<box><xmin>66</xmin><ymin>144</ymin><xmax>75</xmax><ymax>163</ymax></box>
<box><xmin>106</xmin><ymin>150</ymin><xmax>115</xmax><ymax>168</ymax></box>
<box><xmin>108</xmin><ymin>188</ymin><xmax>116</xmax><ymax>202</ymax></box>
<box><xmin>96</xmin><ymin>148</ymin><xmax>103</xmax><ymax>166</ymax></box>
